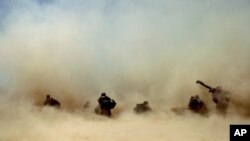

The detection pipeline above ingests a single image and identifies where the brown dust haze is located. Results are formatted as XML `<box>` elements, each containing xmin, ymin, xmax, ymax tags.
<box><xmin>0</xmin><ymin>1</ymin><xmax>250</xmax><ymax>141</ymax></box>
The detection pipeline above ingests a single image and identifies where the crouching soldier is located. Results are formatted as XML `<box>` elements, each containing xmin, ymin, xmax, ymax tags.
<box><xmin>209</xmin><ymin>86</ymin><xmax>230</xmax><ymax>115</ymax></box>
<box><xmin>188</xmin><ymin>95</ymin><xmax>208</xmax><ymax>115</ymax></box>
<box><xmin>134</xmin><ymin>101</ymin><xmax>152</xmax><ymax>114</ymax></box>
<box><xmin>97</xmin><ymin>93</ymin><xmax>116</xmax><ymax>117</ymax></box>
<box><xmin>44</xmin><ymin>94</ymin><xmax>61</xmax><ymax>109</ymax></box>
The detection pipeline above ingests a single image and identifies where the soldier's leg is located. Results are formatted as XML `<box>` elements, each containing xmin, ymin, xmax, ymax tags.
<box><xmin>101</xmin><ymin>109</ymin><xmax>112</xmax><ymax>117</ymax></box>
<box><xmin>107</xmin><ymin>110</ymin><xmax>111</xmax><ymax>117</ymax></box>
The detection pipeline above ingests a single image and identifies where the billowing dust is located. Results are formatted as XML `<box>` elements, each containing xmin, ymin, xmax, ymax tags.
<box><xmin>0</xmin><ymin>1</ymin><xmax>250</xmax><ymax>141</ymax></box>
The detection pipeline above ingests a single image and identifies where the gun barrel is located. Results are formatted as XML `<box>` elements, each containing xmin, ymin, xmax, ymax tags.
<box><xmin>196</xmin><ymin>80</ymin><xmax>212</xmax><ymax>91</ymax></box>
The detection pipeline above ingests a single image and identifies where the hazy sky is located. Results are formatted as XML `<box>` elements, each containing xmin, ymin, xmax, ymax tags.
<box><xmin>0</xmin><ymin>0</ymin><xmax>250</xmax><ymax>103</ymax></box>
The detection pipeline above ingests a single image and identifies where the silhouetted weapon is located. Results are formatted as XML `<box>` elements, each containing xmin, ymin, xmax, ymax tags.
<box><xmin>196</xmin><ymin>80</ymin><xmax>215</xmax><ymax>93</ymax></box>
<box><xmin>196</xmin><ymin>80</ymin><xmax>223</xmax><ymax>104</ymax></box>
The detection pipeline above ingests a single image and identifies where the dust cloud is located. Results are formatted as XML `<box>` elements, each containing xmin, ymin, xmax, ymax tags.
<box><xmin>0</xmin><ymin>0</ymin><xmax>250</xmax><ymax>141</ymax></box>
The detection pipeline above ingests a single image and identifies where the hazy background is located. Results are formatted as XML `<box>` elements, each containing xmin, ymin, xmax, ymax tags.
<box><xmin>0</xmin><ymin>0</ymin><xmax>250</xmax><ymax>141</ymax></box>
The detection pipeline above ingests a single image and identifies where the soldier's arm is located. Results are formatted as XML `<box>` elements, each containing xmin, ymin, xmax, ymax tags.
<box><xmin>98</xmin><ymin>97</ymin><xmax>102</xmax><ymax>103</ymax></box>
<box><xmin>107</xmin><ymin>96</ymin><xmax>111</xmax><ymax>101</ymax></box>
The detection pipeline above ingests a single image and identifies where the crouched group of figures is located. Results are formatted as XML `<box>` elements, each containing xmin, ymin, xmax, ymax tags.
<box><xmin>175</xmin><ymin>80</ymin><xmax>230</xmax><ymax>116</ymax></box>
<box><xmin>44</xmin><ymin>80</ymin><xmax>231</xmax><ymax>117</ymax></box>
<box><xmin>44</xmin><ymin>92</ymin><xmax>152</xmax><ymax>117</ymax></box>
<box><xmin>44</xmin><ymin>92</ymin><xmax>117</xmax><ymax>117</ymax></box>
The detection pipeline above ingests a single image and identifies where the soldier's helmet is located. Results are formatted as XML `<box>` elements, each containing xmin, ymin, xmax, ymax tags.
<box><xmin>143</xmin><ymin>101</ymin><xmax>149</xmax><ymax>106</ymax></box>
<box><xmin>46</xmin><ymin>94</ymin><xmax>50</xmax><ymax>99</ymax></box>
<box><xmin>194</xmin><ymin>95</ymin><xmax>199</xmax><ymax>99</ymax></box>
<box><xmin>101</xmin><ymin>93</ymin><xmax>106</xmax><ymax>96</ymax></box>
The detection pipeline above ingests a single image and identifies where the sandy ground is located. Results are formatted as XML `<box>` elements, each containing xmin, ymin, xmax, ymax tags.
<box><xmin>0</xmin><ymin>99</ymin><xmax>249</xmax><ymax>141</ymax></box>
